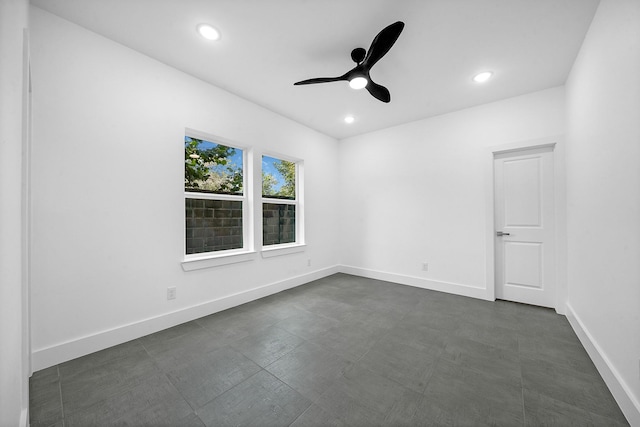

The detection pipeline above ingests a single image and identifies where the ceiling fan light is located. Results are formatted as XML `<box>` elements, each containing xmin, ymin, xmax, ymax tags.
<box><xmin>473</xmin><ymin>71</ymin><xmax>493</xmax><ymax>83</ymax></box>
<box><xmin>197</xmin><ymin>24</ymin><xmax>220</xmax><ymax>41</ymax></box>
<box><xmin>349</xmin><ymin>77</ymin><xmax>368</xmax><ymax>90</ymax></box>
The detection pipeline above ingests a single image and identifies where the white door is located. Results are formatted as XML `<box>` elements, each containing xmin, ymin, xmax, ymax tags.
<box><xmin>494</xmin><ymin>146</ymin><xmax>555</xmax><ymax>308</ymax></box>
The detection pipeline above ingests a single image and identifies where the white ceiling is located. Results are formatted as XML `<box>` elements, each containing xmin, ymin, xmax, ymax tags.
<box><xmin>30</xmin><ymin>0</ymin><xmax>600</xmax><ymax>140</ymax></box>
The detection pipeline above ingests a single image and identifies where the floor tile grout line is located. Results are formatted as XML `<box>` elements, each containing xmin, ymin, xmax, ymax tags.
<box><xmin>518</xmin><ymin>336</ymin><xmax>527</xmax><ymax>427</ymax></box>
<box><xmin>56</xmin><ymin>364</ymin><xmax>64</xmax><ymax>423</ymax></box>
<box><xmin>192</xmin><ymin>366</ymin><xmax>314</xmax><ymax>421</ymax></box>
<box><xmin>286</xmin><ymin>401</ymin><xmax>314</xmax><ymax>427</ymax></box>
<box><xmin>229</xmin><ymin>331</ymin><xmax>307</xmax><ymax>371</ymax></box>
<box><xmin>351</xmin><ymin>355</ymin><xmax>433</xmax><ymax>400</ymax></box>
<box><xmin>306</xmin><ymin>376</ymin><xmax>389</xmax><ymax>426</ymax></box>
<box><xmin>161</xmin><ymin>369</ymin><xmax>203</xmax><ymax>420</ymax></box>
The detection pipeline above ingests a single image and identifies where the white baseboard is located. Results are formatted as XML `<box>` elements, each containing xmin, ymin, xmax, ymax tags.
<box><xmin>20</xmin><ymin>407</ymin><xmax>28</xmax><ymax>427</ymax></box>
<box><xmin>31</xmin><ymin>265</ymin><xmax>340</xmax><ymax>371</ymax></box>
<box><xmin>339</xmin><ymin>265</ymin><xmax>489</xmax><ymax>300</ymax></box>
<box><xmin>565</xmin><ymin>303</ymin><xmax>640</xmax><ymax>426</ymax></box>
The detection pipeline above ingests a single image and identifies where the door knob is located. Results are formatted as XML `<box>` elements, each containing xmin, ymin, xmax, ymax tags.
<box><xmin>496</xmin><ymin>231</ymin><xmax>510</xmax><ymax>236</ymax></box>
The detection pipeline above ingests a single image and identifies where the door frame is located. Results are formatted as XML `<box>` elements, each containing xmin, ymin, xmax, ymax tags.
<box><xmin>484</xmin><ymin>135</ymin><xmax>567</xmax><ymax>314</ymax></box>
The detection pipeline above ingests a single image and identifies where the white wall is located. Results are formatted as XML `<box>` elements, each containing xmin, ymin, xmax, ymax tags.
<box><xmin>338</xmin><ymin>87</ymin><xmax>565</xmax><ymax>299</ymax></box>
<box><xmin>29</xmin><ymin>7</ymin><xmax>339</xmax><ymax>369</ymax></box>
<box><xmin>565</xmin><ymin>0</ymin><xmax>640</xmax><ymax>423</ymax></box>
<box><xmin>0</xmin><ymin>0</ymin><xmax>30</xmax><ymax>425</ymax></box>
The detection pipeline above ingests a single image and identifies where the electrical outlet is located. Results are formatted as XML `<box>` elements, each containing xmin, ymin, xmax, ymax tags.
<box><xmin>307</xmin><ymin>259</ymin><xmax>312</xmax><ymax>267</ymax></box>
<box><xmin>167</xmin><ymin>287</ymin><xmax>176</xmax><ymax>300</ymax></box>
<box><xmin>422</xmin><ymin>262</ymin><xmax>429</xmax><ymax>271</ymax></box>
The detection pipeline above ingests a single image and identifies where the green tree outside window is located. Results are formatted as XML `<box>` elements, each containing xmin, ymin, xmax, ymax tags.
<box><xmin>185</xmin><ymin>137</ymin><xmax>243</xmax><ymax>195</ymax></box>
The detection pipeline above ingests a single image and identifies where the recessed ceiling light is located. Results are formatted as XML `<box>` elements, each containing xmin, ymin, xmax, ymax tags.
<box><xmin>197</xmin><ymin>24</ymin><xmax>220</xmax><ymax>41</ymax></box>
<box><xmin>349</xmin><ymin>77</ymin><xmax>368</xmax><ymax>90</ymax></box>
<box><xmin>473</xmin><ymin>71</ymin><xmax>493</xmax><ymax>83</ymax></box>
<box><xmin>344</xmin><ymin>115</ymin><xmax>355</xmax><ymax>124</ymax></box>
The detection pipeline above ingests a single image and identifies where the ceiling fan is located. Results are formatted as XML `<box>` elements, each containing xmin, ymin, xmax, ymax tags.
<box><xmin>294</xmin><ymin>21</ymin><xmax>405</xmax><ymax>103</ymax></box>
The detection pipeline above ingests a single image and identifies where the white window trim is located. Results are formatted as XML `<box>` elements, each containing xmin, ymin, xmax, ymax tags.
<box><xmin>261</xmin><ymin>198</ymin><xmax>296</xmax><ymax>205</ymax></box>
<box><xmin>260</xmin><ymin>154</ymin><xmax>305</xmax><ymax>250</ymax></box>
<box><xmin>183</xmin><ymin>130</ymin><xmax>253</xmax><ymax>268</ymax></box>
<box><xmin>261</xmin><ymin>243</ymin><xmax>306</xmax><ymax>258</ymax></box>
<box><xmin>182</xmin><ymin>250</ymin><xmax>257</xmax><ymax>271</ymax></box>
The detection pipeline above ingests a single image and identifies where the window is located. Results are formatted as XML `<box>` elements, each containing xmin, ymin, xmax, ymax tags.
<box><xmin>262</xmin><ymin>155</ymin><xmax>302</xmax><ymax>246</ymax></box>
<box><xmin>184</xmin><ymin>135</ymin><xmax>246</xmax><ymax>256</ymax></box>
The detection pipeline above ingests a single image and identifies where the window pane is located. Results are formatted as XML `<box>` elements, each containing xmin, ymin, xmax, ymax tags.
<box><xmin>262</xmin><ymin>155</ymin><xmax>295</xmax><ymax>200</ymax></box>
<box><xmin>263</xmin><ymin>203</ymin><xmax>295</xmax><ymax>245</ymax></box>
<box><xmin>185</xmin><ymin>137</ymin><xmax>243</xmax><ymax>195</ymax></box>
<box><xmin>186</xmin><ymin>198</ymin><xmax>243</xmax><ymax>254</ymax></box>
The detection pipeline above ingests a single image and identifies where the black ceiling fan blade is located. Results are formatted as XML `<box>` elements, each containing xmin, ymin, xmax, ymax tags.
<box><xmin>366</xmin><ymin>80</ymin><xmax>391</xmax><ymax>103</ymax></box>
<box><xmin>294</xmin><ymin>76</ymin><xmax>347</xmax><ymax>85</ymax></box>
<box><xmin>362</xmin><ymin>21</ymin><xmax>405</xmax><ymax>69</ymax></box>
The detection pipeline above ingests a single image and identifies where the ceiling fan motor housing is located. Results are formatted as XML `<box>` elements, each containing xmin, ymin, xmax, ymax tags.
<box><xmin>351</xmin><ymin>47</ymin><xmax>366</xmax><ymax>63</ymax></box>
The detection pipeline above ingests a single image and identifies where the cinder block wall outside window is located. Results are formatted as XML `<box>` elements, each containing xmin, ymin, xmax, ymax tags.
<box><xmin>185</xmin><ymin>199</ymin><xmax>243</xmax><ymax>254</ymax></box>
<box><xmin>262</xmin><ymin>203</ymin><xmax>295</xmax><ymax>245</ymax></box>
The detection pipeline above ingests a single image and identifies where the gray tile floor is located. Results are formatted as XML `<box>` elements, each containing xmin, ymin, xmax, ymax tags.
<box><xmin>29</xmin><ymin>273</ymin><xmax>629</xmax><ymax>426</ymax></box>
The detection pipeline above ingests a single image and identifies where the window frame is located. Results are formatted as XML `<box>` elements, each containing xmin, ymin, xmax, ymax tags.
<box><xmin>260</xmin><ymin>152</ymin><xmax>305</xmax><ymax>253</ymax></box>
<box><xmin>182</xmin><ymin>130</ymin><xmax>255</xmax><ymax>268</ymax></box>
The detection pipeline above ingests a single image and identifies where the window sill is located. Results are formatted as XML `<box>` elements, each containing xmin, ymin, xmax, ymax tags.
<box><xmin>181</xmin><ymin>251</ymin><xmax>257</xmax><ymax>271</ymax></box>
<box><xmin>261</xmin><ymin>243</ymin><xmax>306</xmax><ymax>258</ymax></box>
